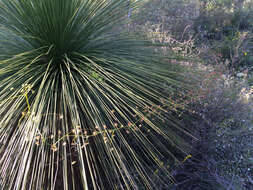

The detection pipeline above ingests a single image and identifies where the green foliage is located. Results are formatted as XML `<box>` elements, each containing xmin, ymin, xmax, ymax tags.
<box><xmin>0</xmin><ymin>0</ymin><xmax>196</xmax><ymax>189</ymax></box>
<box><xmin>194</xmin><ymin>0</ymin><xmax>253</xmax><ymax>71</ymax></box>
<box><xmin>195</xmin><ymin>0</ymin><xmax>253</xmax><ymax>38</ymax></box>
<box><xmin>247</xmin><ymin>75</ymin><xmax>253</xmax><ymax>86</ymax></box>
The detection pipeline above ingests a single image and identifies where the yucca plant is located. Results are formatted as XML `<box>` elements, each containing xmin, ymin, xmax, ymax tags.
<box><xmin>0</xmin><ymin>0</ymin><xmax>196</xmax><ymax>189</ymax></box>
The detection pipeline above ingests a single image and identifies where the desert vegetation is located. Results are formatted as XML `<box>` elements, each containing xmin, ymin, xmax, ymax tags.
<box><xmin>0</xmin><ymin>0</ymin><xmax>252</xmax><ymax>190</ymax></box>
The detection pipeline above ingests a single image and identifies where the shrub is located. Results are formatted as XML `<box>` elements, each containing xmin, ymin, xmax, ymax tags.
<box><xmin>0</xmin><ymin>0</ymin><xmax>196</xmax><ymax>189</ymax></box>
<box><xmin>172</xmin><ymin>73</ymin><xmax>253</xmax><ymax>190</ymax></box>
<box><xmin>130</xmin><ymin>0</ymin><xmax>197</xmax><ymax>40</ymax></box>
<box><xmin>193</xmin><ymin>0</ymin><xmax>253</xmax><ymax>71</ymax></box>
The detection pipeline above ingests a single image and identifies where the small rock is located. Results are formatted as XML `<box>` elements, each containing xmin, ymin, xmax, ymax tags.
<box><xmin>237</xmin><ymin>73</ymin><xmax>245</xmax><ymax>78</ymax></box>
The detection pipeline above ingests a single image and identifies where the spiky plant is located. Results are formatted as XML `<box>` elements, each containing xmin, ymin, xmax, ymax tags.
<box><xmin>0</xmin><ymin>0</ymin><xmax>196</xmax><ymax>189</ymax></box>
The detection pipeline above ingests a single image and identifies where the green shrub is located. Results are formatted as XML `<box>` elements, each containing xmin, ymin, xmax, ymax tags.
<box><xmin>193</xmin><ymin>0</ymin><xmax>253</xmax><ymax>70</ymax></box>
<box><xmin>0</xmin><ymin>0</ymin><xmax>196</xmax><ymax>189</ymax></box>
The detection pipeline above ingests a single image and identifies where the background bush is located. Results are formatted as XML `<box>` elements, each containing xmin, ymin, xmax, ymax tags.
<box><xmin>193</xmin><ymin>0</ymin><xmax>253</xmax><ymax>71</ymax></box>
